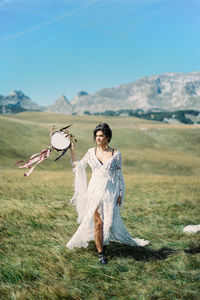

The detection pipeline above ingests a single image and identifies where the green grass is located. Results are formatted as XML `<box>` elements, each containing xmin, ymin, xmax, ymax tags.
<box><xmin>0</xmin><ymin>112</ymin><xmax>199</xmax><ymax>299</ymax></box>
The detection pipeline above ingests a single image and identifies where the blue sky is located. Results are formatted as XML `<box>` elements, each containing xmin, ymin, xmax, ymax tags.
<box><xmin>0</xmin><ymin>0</ymin><xmax>200</xmax><ymax>105</ymax></box>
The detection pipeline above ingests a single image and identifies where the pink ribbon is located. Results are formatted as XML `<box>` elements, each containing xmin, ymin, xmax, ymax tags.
<box><xmin>15</xmin><ymin>148</ymin><xmax>51</xmax><ymax>176</ymax></box>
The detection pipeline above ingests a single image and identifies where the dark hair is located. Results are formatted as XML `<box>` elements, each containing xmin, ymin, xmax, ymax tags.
<box><xmin>93</xmin><ymin>123</ymin><xmax>112</xmax><ymax>143</ymax></box>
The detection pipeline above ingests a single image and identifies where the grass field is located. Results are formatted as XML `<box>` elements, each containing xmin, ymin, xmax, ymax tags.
<box><xmin>0</xmin><ymin>112</ymin><xmax>199</xmax><ymax>299</ymax></box>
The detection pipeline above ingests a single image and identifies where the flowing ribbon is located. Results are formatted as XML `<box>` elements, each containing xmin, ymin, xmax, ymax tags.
<box><xmin>15</xmin><ymin>148</ymin><xmax>51</xmax><ymax>176</ymax></box>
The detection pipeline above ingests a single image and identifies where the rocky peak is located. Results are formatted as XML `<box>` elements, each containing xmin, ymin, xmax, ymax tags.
<box><xmin>46</xmin><ymin>94</ymin><xmax>72</xmax><ymax>115</ymax></box>
<box><xmin>8</xmin><ymin>90</ymin><xmax>29</xmax><ymax>99</ymax></box>
<box><xmin>55</xmin><ymin>95</ymin><xmax>70</xmax><ymax>104</ymax></box>
<box><xmin>77</xmin><ymin>91</ymin><xmax>88</xmax><ymax>97</ymax></box>
<box><xmin>71</xmin><ymin>91</ymin><xmax>89</xmax><ymax>106</ymax></box>
<box><xmin>0</xmin><ymin>90</ymin><xmax>42</xmax><ymax>114</ymax></box>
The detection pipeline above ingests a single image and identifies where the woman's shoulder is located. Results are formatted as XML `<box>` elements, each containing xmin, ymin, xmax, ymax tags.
<box><xmin>112</xmin><ymin>148</ymin><xmax>121</xmax><ymax>155</ymax></box>
<box><xmin>113</xmin><ymin>148</ymin><xmax>119</xmax><ymax>154</ymax></box>
<box><xmin>87</xmin><ymin>147</ymin><xmax>95</xmax><ymax>153</ymax></box>
<box><xmin>85</xmin><ymin>147</ymin><xmax>95</xmax><ymax>156</ymax></box>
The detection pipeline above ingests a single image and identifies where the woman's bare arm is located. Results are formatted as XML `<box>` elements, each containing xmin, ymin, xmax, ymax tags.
<box><xmin>70</xmin><ymin>142</ymin><xmax>77</xmax><ymax>163</ymax></box>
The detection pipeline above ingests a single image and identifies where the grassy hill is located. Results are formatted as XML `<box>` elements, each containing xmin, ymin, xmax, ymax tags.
<box><xmin>0</xmin><ymin>112</ymin><xmax>199</xmax><ymax>299</ymax></box>
<box><xmin>1</xmin><ymin>112</ymin><xmax>200</xmax><ymax>175</ymax></box>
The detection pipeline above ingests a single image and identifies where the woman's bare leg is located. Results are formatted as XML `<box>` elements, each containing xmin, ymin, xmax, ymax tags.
<box><xmin>94</xmin><ymin>208</ymin><xmax>103</xmax><ymax>253</ymax></box>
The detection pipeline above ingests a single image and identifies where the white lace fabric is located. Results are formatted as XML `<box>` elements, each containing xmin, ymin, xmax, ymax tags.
<box><xmin>183</xmin><ymin>224</ymin><xmax>200</xmax><ymax>233</ymax></box>
<box><xmin>66</xmin><ymin>148</ymin><xmax>149</xmax><ymax>249</ymax></box>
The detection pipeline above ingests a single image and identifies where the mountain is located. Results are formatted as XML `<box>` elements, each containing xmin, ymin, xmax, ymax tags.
<box><xmin>71</xmin><ymin>90</ymin><xmax>89</xmax><ymax>106</ymax></box>
<box><xmin>71</xmin><ymin>72</ymin><xmax>200</xmax><ymax>114</ymax></box>
<box><xmin>46</xmin><ymin>95</ymin><xmax>72</xmax><ymax>114</ymax></box>
<box><xmin>0</xmin><ymin>90</ymin><xmax>43</xmax><ymax>114</ymax></box>
<box><xmin>2</xmin><ymin>71</ymin><xmax>200</xmax><ymax>123</ymax></box>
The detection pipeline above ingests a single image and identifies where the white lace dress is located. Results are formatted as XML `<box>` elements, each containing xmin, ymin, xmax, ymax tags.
<box><xmin>66</xmin><ymin>147</ymin><xmax>149</xmax><ymax>249</ymax></box>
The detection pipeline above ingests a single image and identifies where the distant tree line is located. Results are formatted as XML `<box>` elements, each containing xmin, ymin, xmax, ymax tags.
<box><xmin>84</xmin><ymin>109</ymin><xmax>200</xmax><ymax>124</ymax></box>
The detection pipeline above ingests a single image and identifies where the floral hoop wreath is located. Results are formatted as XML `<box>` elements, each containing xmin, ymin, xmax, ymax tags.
<box><xmin>15</xmin><ymin>124</ymin><xmax>77</xmax><ymax>176</ymax></box>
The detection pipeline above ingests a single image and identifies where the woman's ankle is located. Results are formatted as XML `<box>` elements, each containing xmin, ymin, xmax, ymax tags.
<box><xmin>98</xmin><ymin>251</ymin><xmax>105</xmax><ymax>256</ymax></box>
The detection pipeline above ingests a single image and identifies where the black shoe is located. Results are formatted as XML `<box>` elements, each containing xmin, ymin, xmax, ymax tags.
<box><xmin>98</xmin><ymin>255</ymin><xmax>108</xmax><ymax>265</ymax></box>
<box><xmin>98</xmin><ymin>251</ymin><xmax>108</xmax><ymax>265</ymax></box>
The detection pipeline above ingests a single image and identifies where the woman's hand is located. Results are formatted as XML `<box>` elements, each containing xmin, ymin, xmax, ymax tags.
<box><xmin>116</xmin><ymin>195</ymin><xmax>122</xmax><ymax>206</ymax></box>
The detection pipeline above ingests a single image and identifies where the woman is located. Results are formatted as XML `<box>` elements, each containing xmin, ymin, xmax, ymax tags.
<box><xmin>66</xmin><ymin>123</ymin><xmax>149</xmax><ymax>264</ymax></box>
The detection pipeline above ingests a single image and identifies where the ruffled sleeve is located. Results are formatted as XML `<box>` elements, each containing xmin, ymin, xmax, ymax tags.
<box><xmin>115</xmin><ymin>152</ymin><xmax>125</xmax><ymax>206</ymax></box>
<box><xmin>70</xmin><ymin>150</ymin><xmax>89</xmax><ymax>224</ymax></box>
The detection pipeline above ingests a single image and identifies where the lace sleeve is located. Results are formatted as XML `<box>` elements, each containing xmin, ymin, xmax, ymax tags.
<box><xmin>70</xmin><ymin>150</ymin><xmax>89</xmax><ymax>224</ymax></box>
<box><xmin>115</xmin><ymin>152</ymin><xmax>125</xmax><ymax>204</ymax></box>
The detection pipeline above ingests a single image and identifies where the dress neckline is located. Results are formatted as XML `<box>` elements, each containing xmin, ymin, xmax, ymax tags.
<box><xmin>93</xmin><ymin>148</ymin><xmax>119</xmax><ymax>165</ymax></box>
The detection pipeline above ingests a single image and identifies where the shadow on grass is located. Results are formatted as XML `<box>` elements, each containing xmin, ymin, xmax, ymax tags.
<box><xmin>108</xmin><ymin>243</ymin><xmax>177</xmax><ymax>262</ymax></box>
<box><xmin>184</xmin><ymin>245</ymin><xmax>200</xmax><ymax>255</ymax></box>
<box><xmin>88</xmin><ymin>242</ymin><xmax>200</xmax><ymax>262</ymax></box>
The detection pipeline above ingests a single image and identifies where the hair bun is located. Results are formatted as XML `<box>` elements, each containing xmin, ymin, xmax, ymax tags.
<box><xmin>93</xmin><ymin>123</ymin><xmax>112</xmax><ymax>143</ymax></box>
